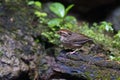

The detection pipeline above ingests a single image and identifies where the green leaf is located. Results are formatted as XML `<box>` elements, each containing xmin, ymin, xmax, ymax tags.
<box><xmin>34</xmin><ymin>11</ymin><xmax>47</xmax><ymax>17</ymax></box>
<box><xmin>99</xmin><ymin>21</ymin><xmax>113</xmax><ymax>32</ymax></box>
<box><xmin>64</xmin><ymin>16</ymin><xmax>77</xmax><ymax>24</ymax></box>
<box><xmin>28</xmin><ymin>1</ymin><xmax>34</xmax><ymax>5</ymax></box>
<box><xmin>48</xmin><ymin>18</ymin><xmax>62</xmax><ymax>27</ymax></box>
<box><xmin>65</xmin><ymin>4</ymin><xmax>74</xmax><ymax>16</ymax></box>
<box><xmin>34</xmin><ymin>1</ymin><xmax>41</xmax><ymax>8</ymax></box>
<box><xmin>49</xmin><ymin>2</ymin><xmax>65</xmax><ymax>18</ymax></box>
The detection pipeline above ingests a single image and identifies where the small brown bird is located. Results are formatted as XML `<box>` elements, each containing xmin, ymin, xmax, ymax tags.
<box><xmin>57</xmin><ymin>29</ymin><xmax>93</xmax><ymax>54</ymax></box>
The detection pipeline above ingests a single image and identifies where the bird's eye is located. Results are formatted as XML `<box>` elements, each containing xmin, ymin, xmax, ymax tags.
<box><xmin>62</xmin><ymin>33</ymin><xmax>69</xmax><ymax>37</ymax></box>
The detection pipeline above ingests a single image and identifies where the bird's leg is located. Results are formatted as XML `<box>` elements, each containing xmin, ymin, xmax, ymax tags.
<box><xmin>67</xmin><ymin>49</ymin><xmax>80</xmax><ymax>54</ymax></box>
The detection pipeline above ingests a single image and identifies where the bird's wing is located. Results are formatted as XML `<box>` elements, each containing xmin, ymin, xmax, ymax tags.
<box><xmin>71</xmin><ymin>39</ymin><xmax>92</xmax><ymax>44</ymax></box>
<box><xmin>67</xmin><ymin>33</ymin><xmax>93</xmax><ymax>47</ymax></box>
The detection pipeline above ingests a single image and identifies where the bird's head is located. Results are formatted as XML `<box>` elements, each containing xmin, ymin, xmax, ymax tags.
<box><xmin>57</xmin><ymin>29</ymin><xmax>72</xmax><ymax>37</ymax></box>
<box><xmin>57</xmin><ymin>29</ymin><xmax>72</xmax><ymax>41</ymax></box>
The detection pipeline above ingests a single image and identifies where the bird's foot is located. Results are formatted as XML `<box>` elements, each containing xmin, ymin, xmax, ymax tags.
<box><xmin>66</xmin><ymin>51</ymin><xmax>76</xmax><ymax>55</ymax></box>
<box><xmin>66</xmin><ymin>49</ymin><xmax>79</xmax><ymax>55</ymax></box>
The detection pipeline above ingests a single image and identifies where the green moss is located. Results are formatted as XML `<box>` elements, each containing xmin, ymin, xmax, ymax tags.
<box><xmin>84</xmin><ymin>68</ymin><xmax>120</xmax><ymax>80</ymax></box>
<box><xmin>0</xmin><ymin>51</ymin><xmax>3</xmax><ymax>57</ymax></box>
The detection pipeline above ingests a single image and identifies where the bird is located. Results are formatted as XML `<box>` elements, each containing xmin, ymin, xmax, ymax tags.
<box><xmin>57</xmin><ymin>29</ymin><xmax>93</xmax><ymax>54</ymax></box>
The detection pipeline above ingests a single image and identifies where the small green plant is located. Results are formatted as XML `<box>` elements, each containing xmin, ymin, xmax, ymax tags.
<box><xmin>41</xmin><ymin>2</ymin><xmax>77</xmax><ymax>44</ymax></box>
<box><xmin>28</xmin><ymin>1</ymin><xmax>47</xmax><ymax>23</ymax></box>
<box><xmin>28</xmin><ymin>1</ymin><xmax>77</xmax><ymax>45</ymax></box>
<box><xmin>48</xmin><ymin>2</ymin><xmax>75</xmax><ymax>28</ymax></box>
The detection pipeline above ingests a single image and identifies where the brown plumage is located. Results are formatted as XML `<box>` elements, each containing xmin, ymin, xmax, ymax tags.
<box><xmin>57</xmin><ymin>29</ymin><xmax>93</xmax><ymax>54</ymax></box>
